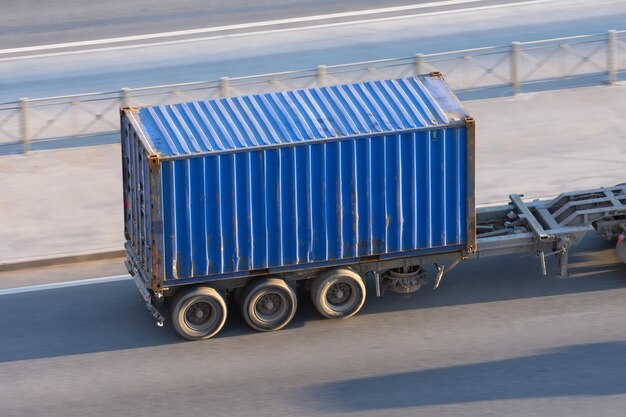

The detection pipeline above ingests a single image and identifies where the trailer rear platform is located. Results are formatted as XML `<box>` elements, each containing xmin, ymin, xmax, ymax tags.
<box><xmin>474</xmin><ymin>185</ymin><xmax>626</xmax><ymax>277</ymax></box>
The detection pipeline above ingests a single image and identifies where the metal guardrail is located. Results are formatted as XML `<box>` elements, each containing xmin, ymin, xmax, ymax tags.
<box><xmin>1</xmin><ymin>30</ymin><xmax>625</xmax><ymax>153</ymax></box>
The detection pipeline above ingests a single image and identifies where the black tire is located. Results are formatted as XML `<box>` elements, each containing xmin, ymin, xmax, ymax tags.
<box><xmin>240</xmin><ymin>278</ymin><xmax>297</xmax><ymax>332</ymax></box>
<box><xmin>311</xmin><ymin>268</ymin><xmax>366</xmax><ymax>319</ymax></box>
<box><xmin>171</xmin><ymin>286</ymin><xmax>227</xmax><ymax>340</ymax></box>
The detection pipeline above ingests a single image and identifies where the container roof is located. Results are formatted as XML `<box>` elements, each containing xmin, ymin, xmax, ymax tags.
<box><xmin>136</xmin><ymin>75</ymin><xmax>469</xmax><ymax>158</ymax></box>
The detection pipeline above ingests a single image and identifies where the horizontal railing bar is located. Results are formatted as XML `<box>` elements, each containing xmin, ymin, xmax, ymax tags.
<box><xmin>425</xmin><ymin>45</ymin><xmax>510</xmax><ymax>57</ymax></box>
<box><xmin>2</xmin><ymin>29</ymin><xmax>622</xmax><ymax>103</ymax></box>
<box><xmin>28</xmin><ymin>91</ymin><xmax>118</xmax><ymax>102</ymax></box>
<box><xmin>128</xmin><ymin>80</ymin><xmax>219</xmax><ymax>91</ymax></box>
<box><xmin>519</xmin><ymin>33</ymin><xmax>605</xmax><ymax>45</ymax></box>
<box><xmin>2</xmin><ymin>29</ymin><xmax>625</xmax><ymax>151</ymax></box>
<box><xmin>325</xmin><ymin>57</ymin><xmax>413</xmax><ymax>69</ymax></box>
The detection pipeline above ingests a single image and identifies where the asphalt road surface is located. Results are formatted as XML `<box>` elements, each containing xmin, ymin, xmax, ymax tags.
<box><xmin>0</xmin><ymin>0</ymin><xmax>537</xmax><ymax>48</ymax></box>
<box><xmin>1</xmin><ymin>234</ymin><xmax>625</xmax><ymax>416</ymax></box>
<box><xmin>2</xmin><ymin>0</ymin><xmax>626</xmax><ymax>102</ymax></box>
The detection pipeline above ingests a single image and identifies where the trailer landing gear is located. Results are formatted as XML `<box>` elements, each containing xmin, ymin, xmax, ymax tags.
<box><xmin>382</xmin><ymin>266</ymin><xmax>428</xmax><ymax>294</ymax></box>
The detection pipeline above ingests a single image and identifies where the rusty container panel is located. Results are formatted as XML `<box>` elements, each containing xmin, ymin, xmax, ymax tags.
<box><xmin>122</xmin><ymin>75</ymin><xmax>474</xmax><ymax>286</ymax></box>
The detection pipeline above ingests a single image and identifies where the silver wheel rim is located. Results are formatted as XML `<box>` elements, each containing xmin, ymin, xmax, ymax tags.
<box><xmin>252</xmin><ymin>290</ymin><xmax>288</xmax><ymax>325</ymax></box>
<box><xmin>325</xmin><ymin>281</ymin><xmax>358</xmax><ymax>313</ymax></box>
<box><xmin>184</xmin><ymin>299</ymin><xmax>218</xmax><ymax>332</ymax></box>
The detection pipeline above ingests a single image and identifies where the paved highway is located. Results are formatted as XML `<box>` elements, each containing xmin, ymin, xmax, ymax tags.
<box><xmin>2</xmin><ymin>0</ymin><xmax>626</xmax><ymax>102</ymax></box>
<box><xmin>1</xmin><ymin>234</ymin><xmax>625</xmax><ymax>416</ymax></box>
<box><xmin>2</xmin><ymin>0</ymin><xmax>517</xmax><ymax>48</ymax></box>
<box><xmin>1</xmin><ymin>3</ymin><xmax>625</xmax><ymax>415</ymax></box>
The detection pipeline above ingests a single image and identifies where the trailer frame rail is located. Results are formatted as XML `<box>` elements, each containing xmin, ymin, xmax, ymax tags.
<box><xmin>475</xmin><ymin>185</ymin><xmax>626</xmax><ymax>277</ymax></box>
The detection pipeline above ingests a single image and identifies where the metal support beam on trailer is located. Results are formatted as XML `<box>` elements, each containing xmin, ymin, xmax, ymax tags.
<box><xmin>474</xmin><ymin>184</ymin><xmax>626</xmax><ymax>277</ymax></box>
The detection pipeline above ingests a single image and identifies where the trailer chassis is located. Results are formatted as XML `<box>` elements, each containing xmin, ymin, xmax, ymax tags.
<box><xmin>126</xmin><ymin>184</ymin><xmax>626</xmax><ymax>331</ymax></box>
<box><xmin>474</xmin><ymin>185</ymin><xmax>626</xmax><ymax>277</ymax></box>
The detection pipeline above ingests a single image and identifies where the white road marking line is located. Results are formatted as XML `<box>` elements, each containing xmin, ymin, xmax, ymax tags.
<box><xmin>0</xmin><ymin>0</ymin><xmax>557</xmax><ymax>61</ymax></box>
<box><xmin>0</xmin><ymin>0</ymin><xmax>493</xmax><ymax>54</ymax></box>
<box><xmin>0</xmin><ymin>275</ymin><xmax>132</xmax><ymax>296</ymax></box>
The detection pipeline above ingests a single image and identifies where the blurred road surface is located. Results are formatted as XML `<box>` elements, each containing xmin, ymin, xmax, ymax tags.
<box><xmin>2</xmin><ymin>0</ymin><xmax>626</xmax><ymax>102</ymax></box>
<box><xmin>1</xmin><ymin>0</ymin><xmax>533</xmax><ymax>48</ymax></box>
<box><xmin>0</xmin><ymin>234</ymin><xmax>625</xmax><ymax>416</ymax></box>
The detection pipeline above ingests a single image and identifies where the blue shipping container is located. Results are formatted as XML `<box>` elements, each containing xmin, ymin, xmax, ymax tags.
<box><xmin>121</xmin><ymin>75</ymin><xmax>475</xmax><ymax>290</ymax></box>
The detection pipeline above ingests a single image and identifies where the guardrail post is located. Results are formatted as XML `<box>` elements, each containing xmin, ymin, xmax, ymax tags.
<box><xmin>19</xmin><ymin>98</ymin><xmax>30</xmax><ymax>154</ymax></box>
<box><xmin>607</xmin><ymin>30</ymin><xmax>617</xmax><ymax>84</ymax></box>
<box><xmin>121</xmin><ymin>87</ymin><xmax>131</xmax><ymax>108</ymax></box>
<box><xmin>219</xmin><ymin>77</ymin><xmax>231</xmax><ymax>98</ymax></box>
<box><xmin>510</xmin><ymin>41</ymin><xmax>521</xmax><ymax>95</ymax></box>
<box><xmin>71</xmin><ymin>100</ymin><xmax>78</xmax><ymax>136</ymax></box>
<box><xmin>414</xmin><ymin>54</ymin><xmax>425</xmax><ymax>75</ymax></box>
<box><xmin>317</xmin><ymin>65</ymin><xmax>327</xmax><ymax>86</ymax></box>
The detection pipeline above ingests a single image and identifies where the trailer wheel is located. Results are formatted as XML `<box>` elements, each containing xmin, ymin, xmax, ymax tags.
<box><xmin>311</xmin><ymin>268</ymin><xmax>366</xmax><ymax>319</ymax></box>
<box><xmin>171</xmin><ymin>286</ymin><xmax>227</xmax><ymax>340</ymax></box>
<box><xmin>240</xmin><ymin>278</ymin><xmax>297</xmax><ymax>332</ymax></box>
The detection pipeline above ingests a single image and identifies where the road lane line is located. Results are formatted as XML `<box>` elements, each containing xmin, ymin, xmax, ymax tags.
<box><xmin>0</xmin><ymin>0</ymin><xmax>555</xmax><ymax>57</ymax></box>
<box><xmin>0</xmin><ymin>275</ymin><xmax>131</xmax><ymax>296</ymax></box>
<box><xmin>0</xmin><ymin>0</ymin><xmax>558</xmax><ymax>63</ymax></box>
<box><xmin>0</xmin><ymin>0</ymin><xmax>492</xmax><ymax>54</ymax></box>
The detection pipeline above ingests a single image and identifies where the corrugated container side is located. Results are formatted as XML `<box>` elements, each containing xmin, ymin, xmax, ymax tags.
<box><xmin>122</xmin><ymin>76</ymin><xmax>475</xmax><ymax>287</ymax></box>
<box><xmin>157</xmin><ymin>125</ymin><xmax>468</xmax><ymax>283</ymax></box>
